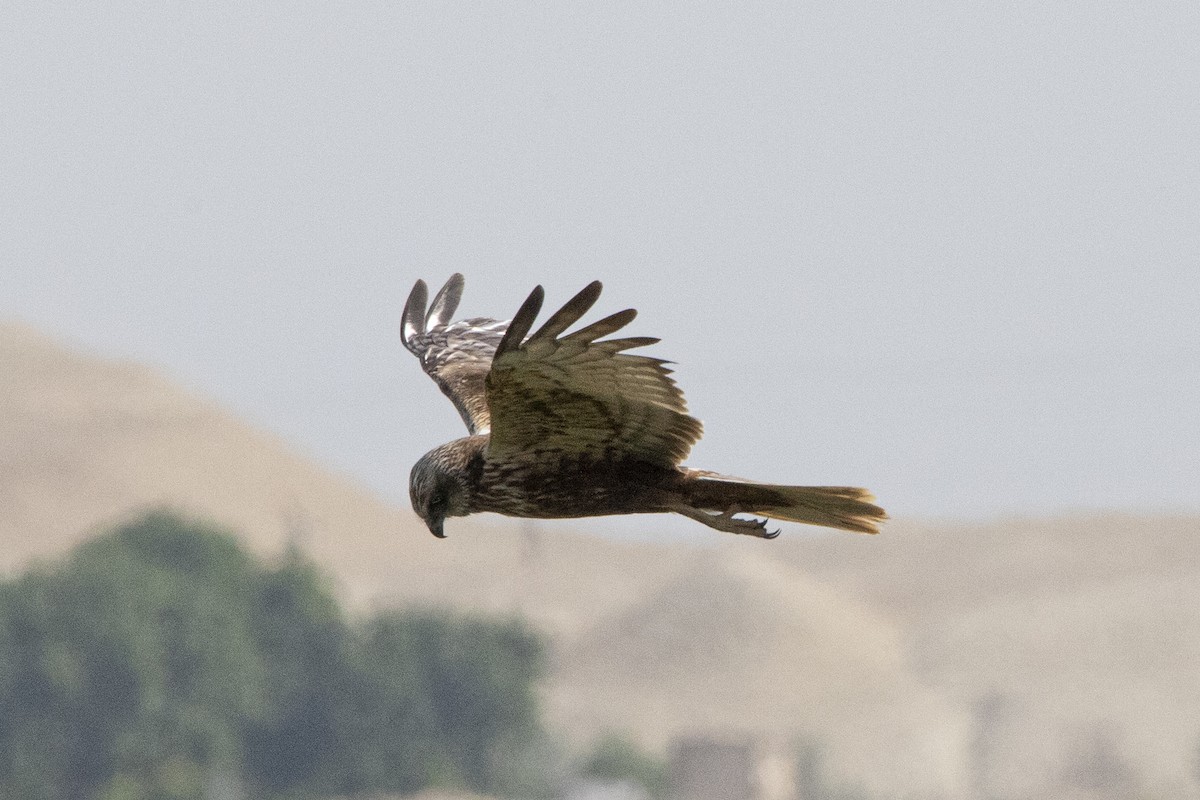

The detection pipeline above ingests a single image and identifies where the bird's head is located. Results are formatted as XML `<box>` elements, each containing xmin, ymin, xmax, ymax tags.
<box><xmin>409</xmin><ymin>446</ymin><xmax>472</xmax><ymax>538</ymax></box>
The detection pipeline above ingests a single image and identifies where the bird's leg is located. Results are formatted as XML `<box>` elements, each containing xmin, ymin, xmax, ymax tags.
<box><xmin>668</xmin><ymin>503</ymin><xmax>780</xmax><ymax>540</ymax></box>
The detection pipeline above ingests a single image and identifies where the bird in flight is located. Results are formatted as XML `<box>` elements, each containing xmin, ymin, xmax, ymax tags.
<box><xmin>400</xmin><ymin>275</ymin><xmax>886</xmax><ymax>540</ymax></box>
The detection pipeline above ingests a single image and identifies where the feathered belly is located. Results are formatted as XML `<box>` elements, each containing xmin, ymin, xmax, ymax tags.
<box><xmin>470</xmin><ymin>457</ymin><xmax>681</xmax><ymax>519</ymax></box>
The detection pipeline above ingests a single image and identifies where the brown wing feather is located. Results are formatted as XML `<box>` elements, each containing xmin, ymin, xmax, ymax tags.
<box><xmin>485</xmin><ymin>282</ymin><xmax>703</xmax><ymax>467</ymax></box>
<box><xmin>401</xmin><ymin>274</ymin><xmax>508</xmax><ymax>434</ymax></box>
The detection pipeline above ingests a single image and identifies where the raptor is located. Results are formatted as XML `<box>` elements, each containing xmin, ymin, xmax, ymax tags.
<box><xmin>400</xmin><ymin>275</ymin><xmax>886</xmax><ymax>540</ymax></box>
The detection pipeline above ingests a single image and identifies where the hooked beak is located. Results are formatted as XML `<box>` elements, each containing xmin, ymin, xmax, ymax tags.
<box><xmin>426</xmin><ymin>516</ymin><xmax>446</xmax><ymax>539</ymax></box>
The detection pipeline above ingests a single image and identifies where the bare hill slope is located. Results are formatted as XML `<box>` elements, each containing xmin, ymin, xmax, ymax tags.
<box><xmin>0</xmin><ymin>322</ymin><xmax>680</xmax><ymax>635</ymax></box>
<box><xmin>547</xmin><ymin>550</ymin><xmax>970</xmax><ymax>797</ymax></box>
<box><xmin>783</xmin><ymin>516</ymin><xmax>1200</xmax><ymax>796</ymax></box>
<box><xmin>0</xmin><ymin>322</ymin><xmax>968</xmax><ymax>795</ymax></box>
<box><xmin>4</xmin><ymin>322</ymin><xmax>1198</xmax><ymax>798</ymax></box>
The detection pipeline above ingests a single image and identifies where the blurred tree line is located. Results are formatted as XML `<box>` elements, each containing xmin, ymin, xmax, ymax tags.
<box><xmin>0</xmin><ymin>511</ymin><xmax>549</xmax><ymax>800</ymax></box>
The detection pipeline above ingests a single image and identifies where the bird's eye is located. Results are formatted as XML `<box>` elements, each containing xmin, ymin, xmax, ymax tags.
<box><xmin>429</xmin><ymin>492</ymin><xmax>447</xmax><ymax>511</ymax></box>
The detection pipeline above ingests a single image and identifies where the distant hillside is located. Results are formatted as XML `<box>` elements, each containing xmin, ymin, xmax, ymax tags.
<box><xmin>3</xmin><ymin>321</ymin><xmax>1197</xmax><ymax>799</ymax></box>
<box><xmin>2</xmin><ymin>321</ymin><xmax>406</xmax><ymax>604</ymax></box>
<box><xmin>786</xmin><ymin>515</ymin><xmax>1200</xmax><ymax>796</ymax></box>
<box><xmin>546</xmin><ymin>551</ymin><xmax>969</xmax><ymax>797</ymax></box>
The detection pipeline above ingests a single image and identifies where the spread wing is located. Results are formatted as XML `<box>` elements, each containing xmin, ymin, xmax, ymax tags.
<box><xmin>401</xmin><ymin>274</ymin><xmax>508</xmax><ymax>434</ymax></box>
<box><xmin>484</xmin><ymin>281</ymin><xmax>703</xmax><ymax>467</ymax></box>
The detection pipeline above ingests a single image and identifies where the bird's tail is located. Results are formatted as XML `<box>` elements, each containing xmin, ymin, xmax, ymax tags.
<box><xmin>686</xmin><ymin>474</ymin><xmax>888</xmax><ymax>534</ymax></box>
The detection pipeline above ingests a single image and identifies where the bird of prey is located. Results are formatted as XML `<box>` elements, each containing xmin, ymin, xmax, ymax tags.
<box><xmin>400</xmin><ymin>274</ymin><xmax>886</xmax><ymax>540</ymax></box>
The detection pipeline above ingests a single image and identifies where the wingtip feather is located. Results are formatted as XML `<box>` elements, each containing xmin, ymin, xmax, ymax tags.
<box><xmin>496</xmin><ymin>285</ymin><xmax>545</xmax><ymax>356</ymax></box>
<box><xmin>426</xmin><ymin>273</ymin><xmax>464</xmax><ymax>329</ymax></box>
<box><xmin>562</xmin><ymin>308</ymin><xmax>638</xmax><ymax>344</ymax></box>
<box><xmin>530</xmin><ymin>280</ymin><xmax>604</xmax><ymax>342</ymax></box>
<box><xmin>401</xmin><ymin>279</ymin><xmax>429</xmax><ymax>350</ymax></box>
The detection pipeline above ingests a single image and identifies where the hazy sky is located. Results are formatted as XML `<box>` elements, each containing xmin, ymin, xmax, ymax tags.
<box><xmin>4</xmin><ymin>2</ymin><xmax>1198</xmax><ymax>526</ymax></box>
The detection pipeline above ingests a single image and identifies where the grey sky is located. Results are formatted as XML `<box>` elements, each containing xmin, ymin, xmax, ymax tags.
<box><xmin>3</xmin><ymin>2</ymin><xmax>1198</xmax><ymax>526</ymax></box>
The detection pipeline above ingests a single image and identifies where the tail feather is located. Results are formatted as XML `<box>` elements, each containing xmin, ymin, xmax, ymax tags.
<box><xmin>687</xmin><ymin>475</ymin><xmax>887</xmax><ymax>534</ymax></box>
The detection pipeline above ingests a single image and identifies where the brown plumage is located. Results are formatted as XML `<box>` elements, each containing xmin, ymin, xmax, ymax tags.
<box><xmin>401</xmin><ymin>275</ymin><xmax>886</xmax><ymax>540</ymax></box>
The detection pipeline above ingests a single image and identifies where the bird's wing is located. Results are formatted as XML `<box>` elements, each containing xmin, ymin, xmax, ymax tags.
<box><xmin>484</xmin><ymin>281</ymin><xmax>703</xmax><ymax>467</ymax></box>
<box><xmin>401</xmin><ymin>274</ymin><xmax>508</xmax><ymax>434</ymax></box>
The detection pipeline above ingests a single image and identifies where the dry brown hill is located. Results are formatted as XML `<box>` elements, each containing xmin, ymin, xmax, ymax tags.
<box><xmin>0</xmin><ymin>322</ymin><xmax>669</xmax><ymax>628</ymax></box>
<box><xmin>0</xmin><ymin>322</ymin><xmax>966</xmax><ymax>795</ymax></box>
<box><xmin>546</xmin><ymin>550</ymin><xmax>970</xmax><ymax>798</ymax></box>
<box><xmin>782</xmin><ymin>513</ymin><xmax>1200</xmax><ymax>620</ymax></box>
<box><xmin>3</xmin><ymin>322</ymin><xmax>1198</xmax><ymax>799</ymax></box>
<box><xmin>783</xmin><ymin>516</ymin><xmax>1200</xmax><ymax>797</ymax></box>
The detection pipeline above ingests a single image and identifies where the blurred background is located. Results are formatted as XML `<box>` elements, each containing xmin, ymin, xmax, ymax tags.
<box><xmin>2</xmin><ymin>2</ymin><xmax>1198</xmax><ymax>799</ymax></box>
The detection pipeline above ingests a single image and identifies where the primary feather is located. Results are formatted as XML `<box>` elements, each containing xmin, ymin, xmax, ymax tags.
<box><xmin>400</xmin><ymin>273</ymin><xmax>508</xmax><ymax>434</ymax></box>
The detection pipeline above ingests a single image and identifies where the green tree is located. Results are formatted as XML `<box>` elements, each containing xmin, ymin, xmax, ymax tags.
<box><xmin>0</xmin><ymin>510</ymin><xmax>552</xmax><ymax>800</ymax></box>
<box><xmin>241</xmin><ymin>545</ymin><xmax>353</xmax><ymax>796</ymax></box>
<box><xmin>579</xmin><ymin>733</ymin><xmax>669</xmax><ymax>799</ymax></box>
<box><xmin>0</xmin><ymin>511</ymin><xmax>267</xmax><ymax>799</ymax></box>
<box><xmin>347</xmin><ymin>610</ymin><xmax>549</xmax><ymax>797</ymax></box>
